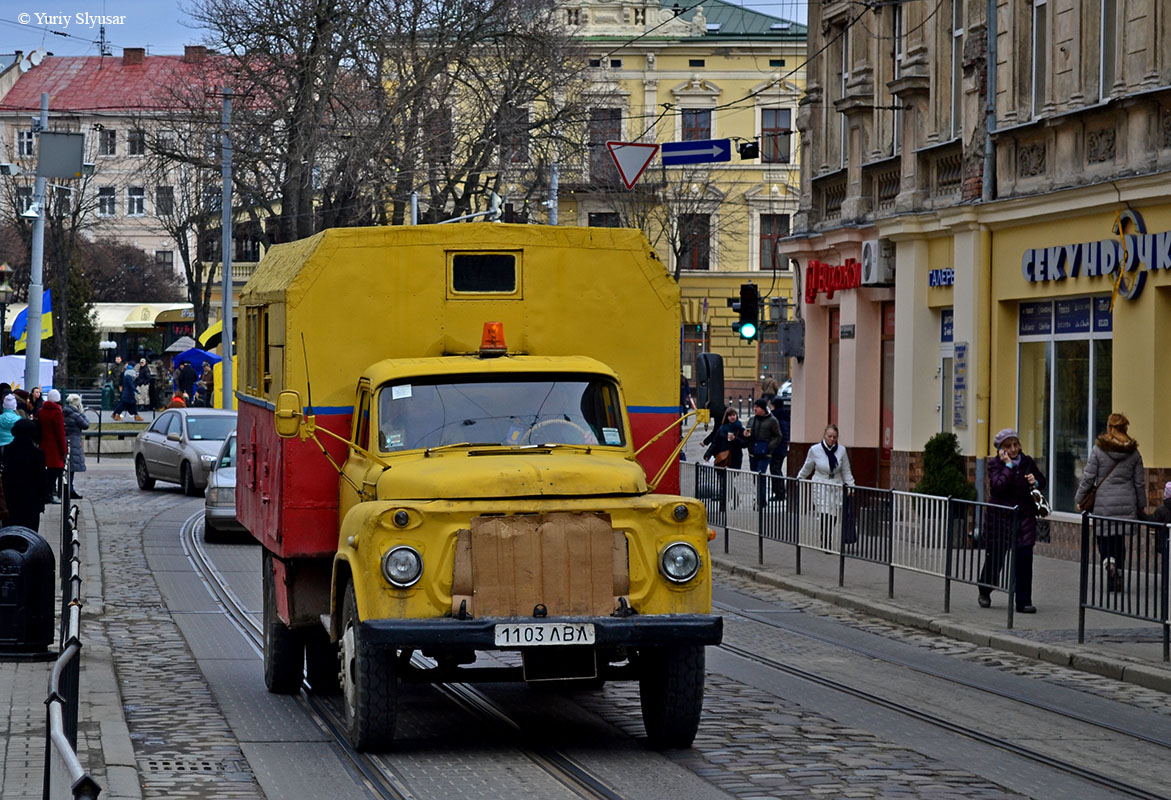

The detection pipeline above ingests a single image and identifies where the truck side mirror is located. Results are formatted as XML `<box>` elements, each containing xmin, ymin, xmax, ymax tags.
<box><xmin>694</xmin><ymin>353</ymin><xmax>725</xmax><ymax>422</ymax></box>
<box><xmin>274</xmin><ymin>390</ymin><xmax>303</xmax><ymax>439</ymax></box>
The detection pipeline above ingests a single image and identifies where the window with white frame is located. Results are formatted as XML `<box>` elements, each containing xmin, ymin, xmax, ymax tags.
<box><xmin>97</xmin><ymin>186</ymin><xmax>116</xmax><ymax>216</ymax></box>
<box><xmin>155</xmin><ymin>250</ymin><xmax>174</xmax><ymax>269</ymax></box>
<box><xmin>1032</xmin><ymin>0</ymin><xmax>1047</xmax><ymax>118</ymax></box>
<box><xmin>128</xmin><ymin>129</ymin><xmax>146</xmax><ymax>156</ymax></box>
<box><xmin>759</xmin><ymin>214</ymin><xmax>789</xmax><ymax>270</ymax></box>
<box><xmin>761</xmin><ymin>108</ymin><xmax>791</xmax><ymax>163</ymax></box>
<box><xmin>127</xmin><ymin>186</ymin><xmax>145</xmax><ymax>216</ymax></box>
<box><xmin>950</xmin><ymin>0</ymin><xmax>964</xmax><ymax>139</ymax></box>
<box><xmin>1017</xmin><ymin>297</ymin><xmax>1112</xmax><ymax>512</ymax></box>
<box><xmin>98</xmin><ymin>129</ymin><xmax>116</xmax><ymax>156</ymax></box>
<box><xmin>677</xmin><ymin>214</ymin><xmax>711</xmax><ymax>270</ymax></box>
<box><xmin>939</xmin><ymin>308</ymin><xmax>954</xmax><ymax>433</ymax></box>
<box><xmin>16</xmin><ymin>130</ymin><xmax>34</xmax><ymax>157</ymax></box>
<box><xmin>588</xmin><ymin>107</ymin><xmax>622</xmax><ymax>185</ymax></box>
<box><xmin>1100</xmin><ymin>0</ymin><xmax>1117</xmax><ymax>101</ymax></box>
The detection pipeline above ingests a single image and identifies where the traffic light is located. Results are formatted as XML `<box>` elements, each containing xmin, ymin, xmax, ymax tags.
<box><xmin>729</xmin><ymin>282</ymin><xmax>759</xmax><ymax>341</ymax></box>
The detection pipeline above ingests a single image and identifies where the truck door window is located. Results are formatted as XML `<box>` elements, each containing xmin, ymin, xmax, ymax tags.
<box><xmin>377</xmin><ymin>375</ymin><xmax>626</xmax><ymax>451</ymax></box>
<box><xmin>354</xmin><ymin>390</ymin><xmax>372</xmax><ymax>450</ymax></box>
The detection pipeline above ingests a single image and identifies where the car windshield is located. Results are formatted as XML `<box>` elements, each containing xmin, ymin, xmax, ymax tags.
<box><xmin>186</xmin><ymin>415</ymin><xmax>236</xmax><ymax>442</ymax></box>
<box><xmin>376</xmin><ymin>374</ymin><xmax>626</xmax><ymax>452</ymax></box>
<box><xmin>219</xmin><ymin>435</ymin><xmax>236</xmax><ymax>468</ymax></box>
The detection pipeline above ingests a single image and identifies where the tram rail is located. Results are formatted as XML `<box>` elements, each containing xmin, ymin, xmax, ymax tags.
<box><xmin>180</xmin><ymin>510</ymin><xmax>628</xmax><ymax>800</ymax></box>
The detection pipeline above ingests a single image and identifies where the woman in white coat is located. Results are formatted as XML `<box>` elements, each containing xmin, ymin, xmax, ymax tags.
<box><xmin>797</xmin><ymin>424</ymin><xmax>855</xmax><ymax>547</ymax></box>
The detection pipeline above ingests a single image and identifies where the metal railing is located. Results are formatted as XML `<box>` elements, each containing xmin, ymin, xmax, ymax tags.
<box><xmin>1079</xmin><ymin>513</ymin><xmax>1171</xmax><ymax>660</ymax></box>
<box><xmin>44</xmin><ymin>454</ymin><xmax>101</xmax><ymax>799</ymax></box>
<box><xmin>690</xmin><ymin>463</ymin><xmax>1022</xmax><ymax>628</ymax></box>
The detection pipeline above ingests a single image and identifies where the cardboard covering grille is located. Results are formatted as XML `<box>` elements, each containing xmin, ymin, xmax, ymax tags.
<box><xmin>452</xmin><ymin>512</ymin><xmax>630</xmax><ymax>618</ymax></box>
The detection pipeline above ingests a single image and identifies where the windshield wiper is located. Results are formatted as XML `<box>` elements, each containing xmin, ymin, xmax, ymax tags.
<box><xmin>422</xmin><ymin>442</ymin><xmax>502</xmax><ymax>456</ymax></box>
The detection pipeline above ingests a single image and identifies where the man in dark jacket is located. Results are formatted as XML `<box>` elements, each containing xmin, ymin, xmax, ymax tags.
<box><xmin>2</xmin><ymin>419</ymin><xmax>46</xmax><ymax>531</ymax></box>
<box><xmin>746</xmin><ymin>398</ymin><xmax>783</xmax><ymax>506</ymax></box>
<box><xmin>176</xmin><ymin>360</ymin><xmax>198</xmax><ymax>399</ymax></box>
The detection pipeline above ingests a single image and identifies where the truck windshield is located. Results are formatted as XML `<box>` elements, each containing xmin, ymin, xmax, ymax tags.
<box><xmin>376</xmin><ymin>375</ymin><xmax>626</xmax><ymax>451</ymax></box>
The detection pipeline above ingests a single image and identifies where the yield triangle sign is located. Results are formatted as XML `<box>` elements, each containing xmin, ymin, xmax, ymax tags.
<box><xmin>607</xmin><ymin>141</ymin><xmax>660</xmax><ymax>189</ymax></box>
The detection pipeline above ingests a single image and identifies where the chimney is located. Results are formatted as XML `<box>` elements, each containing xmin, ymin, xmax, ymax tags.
<box><xmin>122</xmin><ymin>47</ymin><xmax>145</xmax><ymax>66</ymax></box>
<box><xmin>183</xmin><ymin>45</ymin><xmax>207</xmax><ymax>64</ymax></box>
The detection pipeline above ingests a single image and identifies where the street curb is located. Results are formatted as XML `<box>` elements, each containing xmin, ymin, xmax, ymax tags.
<box><xmin>712</xmin><ymin>556</ymin><xmax>1171</xmax><ymax>694</ymax></box>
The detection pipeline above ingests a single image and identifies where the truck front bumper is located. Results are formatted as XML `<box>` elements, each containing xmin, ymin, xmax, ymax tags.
<box><xmin>358</xmin><ymin>614</ymin><xmax>722</xmax><ymax>649</ymax></box>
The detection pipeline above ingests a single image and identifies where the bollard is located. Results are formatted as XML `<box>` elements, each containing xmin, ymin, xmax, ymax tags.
<box><xmin>0</xmin><ymin>527</ymin><xmax>56</xmax><ymax>658</ymax></box>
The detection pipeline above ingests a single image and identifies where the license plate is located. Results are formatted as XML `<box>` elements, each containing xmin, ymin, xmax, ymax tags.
<box><xmin>493</xmin><ymin>622</ymin><xmax>596</xmax><ymax>647</ymax></box>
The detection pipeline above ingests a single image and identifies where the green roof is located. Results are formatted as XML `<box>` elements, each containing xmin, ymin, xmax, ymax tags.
<box><xmin>663</xmin><ymin>0</ymin><xmax>807</xmax><ymax>38</ymax></box>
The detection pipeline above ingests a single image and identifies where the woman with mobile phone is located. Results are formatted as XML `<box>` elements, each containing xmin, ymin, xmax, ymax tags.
<box><xmin>979</xmin><ymin>428</ymin><xmax>1046</xmax><ymax>613</ymax></box>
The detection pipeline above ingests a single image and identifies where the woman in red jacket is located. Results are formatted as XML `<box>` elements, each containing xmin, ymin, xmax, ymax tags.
<box><xmin>38</xmin><ymin>388</ymin><xmax>67</xmax><ymax>504</ymax></box>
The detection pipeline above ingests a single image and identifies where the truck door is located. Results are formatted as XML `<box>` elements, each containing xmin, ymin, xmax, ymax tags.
<box><xmin>339</xmin><ymin>386</ymin><xmax>381</xmax><ymax>519</ymax></box>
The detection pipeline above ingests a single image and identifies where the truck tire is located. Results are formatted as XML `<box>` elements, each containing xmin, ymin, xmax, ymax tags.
<box><xmin>341</xmin><ymin>582</ymin><xmax>397</xmax><ymax>751</ymax></box>
<box><xmin>263</xmin><ymin>552</ymin><xmax>304</xmax><ymax>694</ymax></box>
<box><xmin>304</xmin><ymin>627</ymin><xmax>341</xmax><ymax>695</ymax></box>
<box><xmin>638</xmin><ymin>645</ymin><xmax>705</xmax><ymax>749</ymax></box>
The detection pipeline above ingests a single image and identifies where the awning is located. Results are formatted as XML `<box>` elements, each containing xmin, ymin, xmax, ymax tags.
<box><xmin>155</xmin><ymin>306</ymin><xmax>196</xmax><ymax>325</ymax></box>
<box><xmin>123</xmin><ymin>304</ymin><xmax>168</xmax><ymax>330</ymax></box>
<box><xmin>199</xmin><ymin>320</ymin><xmax>222</xmax><ymax>349</ymax></box>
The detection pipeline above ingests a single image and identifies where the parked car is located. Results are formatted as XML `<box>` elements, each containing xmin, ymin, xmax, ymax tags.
<box><xmin>133</xmin><ymin>408</ymin><xmax>237</xmax><ymax>496</ymax></box>
<box><xmin>204</xmin><ymin>431</ymin><xmax>243</xmax><ymax>536</ymax></box>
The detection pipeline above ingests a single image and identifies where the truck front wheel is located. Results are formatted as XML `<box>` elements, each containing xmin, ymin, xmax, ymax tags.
<box><xmin>638</xmin><ymin>645</ymin><xmax>706</xmax><ymax>749</ymax></box>
<box><xmin>263</xmin><ymin>552</ymin><xmax>304</xmax><ymax>694</ymax></box>
<box><xmin>340</xmin><ymin>583</ymin><xmax>397</xmax><ymax>751</ymax></box>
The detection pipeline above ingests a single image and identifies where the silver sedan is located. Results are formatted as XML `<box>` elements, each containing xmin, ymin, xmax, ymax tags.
<box><xmin>204</xmin><ymin>432</ymin><xmax>244</xmax><ymax>536</ymax></box>
<box><xmin>133</xmin><ymin>408</ymin><xmax>238</xmax><ymax>496</ymax></box>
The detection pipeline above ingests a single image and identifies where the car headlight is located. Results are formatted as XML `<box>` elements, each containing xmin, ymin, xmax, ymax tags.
<box><xmin>207</xmin><ymin>487</ymin><xmax>232</xmax><ymax>506</ymax></box>
<box><xmin>200</xmin><ymin>454</ymin><xmax>216</xmax><ymax>466</ymax></box>
<box><xmin>381</xmin><ymin>546</ymin><xmax>423</xmax><ymax>588</ymax></box>
<box><xmin>660</xmin><ymin>541</ymin><xmax>700</xmax><ymax>583</ymax></box>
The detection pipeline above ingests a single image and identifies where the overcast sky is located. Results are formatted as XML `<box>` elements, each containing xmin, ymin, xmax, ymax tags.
<box><xmin>2</xmin><ymin>0</ymin><xmax>808</xmax><ymax>58</ymax></box>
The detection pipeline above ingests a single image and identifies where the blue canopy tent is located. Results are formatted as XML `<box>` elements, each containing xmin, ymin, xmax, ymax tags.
<box><xmin>171</xmin><ymin>347</ymin><xmax>223</xmax><ymax>370</ymax></box>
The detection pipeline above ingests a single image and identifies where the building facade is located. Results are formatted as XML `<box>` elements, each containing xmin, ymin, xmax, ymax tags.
<box><xmin>558</xmin><ymin>0</ymin><xmax>806</xmax><ymax>393</ymax></box>
<box><xmin>789</xmin><ymin>0</ymin><xmax>1171</xmax><ymax>541</ymax></box>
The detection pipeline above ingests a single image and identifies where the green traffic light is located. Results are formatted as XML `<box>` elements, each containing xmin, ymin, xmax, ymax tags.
<box><xmin>739</xmin><ymin>321</ymin><xmax>757</xmax><ymax>340</ymax></box>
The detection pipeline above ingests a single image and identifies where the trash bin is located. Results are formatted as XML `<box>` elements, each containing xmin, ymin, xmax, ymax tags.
<box><xmin>101</xmin><ymin>381</ymin><xmax>115</xmax><ymax>411</ymax></box>
<box><xmin>0</xmin><ymin>527</ymin><xmax>55</xmax><ymax>654</ymax></box>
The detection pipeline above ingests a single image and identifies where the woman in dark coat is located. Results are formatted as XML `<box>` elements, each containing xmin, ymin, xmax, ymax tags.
<box><xmin>63</xmin><ymin>394</ymin><xmax>89</xmax><ymax>499</ymax></box>
<box><xmin>2</xmin><ymin>419</ymin><xmax>46</xmax><ymax>531</ymax></box>
<box><xmin>978</xmin><ymin>427</ymin><xmax>1047</xmax><ymax>613</ymax></box>
<box><xmin>703</xmin><ymin>408</ymin><xmax>746</xmax><ymax>469</ymax></box>
<box><xmin>37</xmin><ymin>389</ymin><xmax>66</xmax><ymax>503</ymax></box>
<box><xmin>1075</xmin><ymin>412</ymin><xmax>1146</xmax><ymax>591</ymax></box>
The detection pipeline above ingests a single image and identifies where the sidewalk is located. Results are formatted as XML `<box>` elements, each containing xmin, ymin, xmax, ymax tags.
<box><xmin>677</xmin><ymin>420</ymin><xmax>1171</xmax><ymax>693</ymax></box>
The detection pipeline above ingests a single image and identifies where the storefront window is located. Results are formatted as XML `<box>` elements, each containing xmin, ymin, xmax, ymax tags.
<box><xmin>940</xmin><ymin>308</ymin><xmax>954</xmax><ymax>433</ymax></box>
<box><xmin>1017</xmin><ymin>298</ymin><xmax>1112</xmax><ymax>512</ymax></box>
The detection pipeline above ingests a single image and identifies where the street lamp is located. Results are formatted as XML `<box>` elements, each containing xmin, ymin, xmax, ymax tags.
<box><xmin>0</xmin><ymin>262</ymin><xmax>13</xmax><ymax>356</ymax></box>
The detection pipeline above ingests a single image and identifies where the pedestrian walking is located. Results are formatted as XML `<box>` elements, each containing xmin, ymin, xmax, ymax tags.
<box><xmin>113</xmin><ymin>366</ymin><xmax>143</xmax><ymax>421</ymax></box>
<box><xmin>796</xmin><ymin>423</ymin><xmax>855</xmax><ymax>547</ymax></box>
<box><xmin>979</xmin><ymin>428</ymin><xmax>1047</xmax><ymax>612</ymax></box>
<box><xmin>38</xmin><ymin>388</ymin><xmax>66</xmax><ymax>504</ymax></box>
<box><xmin>63</xmin><ymin>394</ymin><xmax>88</xmax><ymax>499</ymax></box>
<box><xmin>2</xmin><ymin>419</ymin><xmax>46</xmax><ymax>531</ymax></box>
<box><xmin>135</xmin><ymin>358</ymin><xmax>152</xmax><ymax>409</ymax></box>
<box><xmin>745</xmin><ymin>398</ymin><xmax>782</xmax><ymax>505</ymax></box>
<box><xmin>0</xmin><ymin>393</ymin><xmax>20</xmax><ymax>447</ymax></box>
<box><xmin>701</xmin><ymin>408</ymin><xmax>745</xmax><ymax>508</ymax></box>
<box><xmin>760</xmin><ymin>375</ymin><xmax>779</xmax><ymax>401</ymax></box>
<box><xmin>768</xmin><ymin>396</ymin><xmax>790</xmax><ymax>499</ymax></box>
<box><xmin>1075</xmin><ymin>412</ymin><xmax>1146</xmax><ymax>592</ymax></box>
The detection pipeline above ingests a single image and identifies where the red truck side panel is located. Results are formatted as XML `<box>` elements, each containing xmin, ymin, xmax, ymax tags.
<box><xmin>237</xmin><ymin>396</ymin><xmax>351</xmax><ymax>558</ymax></box>
<box><xmin>628</xmin><ymin>410</ymin><xmax>681</xmax><ymax>495</ymax></box>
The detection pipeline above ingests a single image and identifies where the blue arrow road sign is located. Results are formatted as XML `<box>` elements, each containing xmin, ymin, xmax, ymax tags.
<box><xmin>660</xmin><ymin>138</ymin><xmax>732</xmax><ymax>166</ymax></box>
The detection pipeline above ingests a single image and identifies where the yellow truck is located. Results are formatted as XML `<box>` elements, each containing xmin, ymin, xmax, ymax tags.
<box><xmin>236</xmin><ymin>224</ymin><xmax>721</xmax><ymax>750</ymax></box>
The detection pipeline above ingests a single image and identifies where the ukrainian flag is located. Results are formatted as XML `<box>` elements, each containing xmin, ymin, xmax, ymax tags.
<box><xmin>12</xmin><ymin>289</ymin><xmax>53</xmax><ymax>353</ymax></box>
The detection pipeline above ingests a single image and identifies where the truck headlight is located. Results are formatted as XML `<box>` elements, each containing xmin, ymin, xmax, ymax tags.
<box><xmin>381</xmin><ymin>546</ymin><xmax>423</xmax><ymax>588</ymax></box>
<box><xmin>660</xmin><ymin>542</ymin><xmax>700</xmax><ymax>583</ymax></box>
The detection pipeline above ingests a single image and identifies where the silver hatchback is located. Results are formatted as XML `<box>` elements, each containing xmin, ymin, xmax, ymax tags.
<box><xmin>133</xmin><ymin>408</ymin><xmax>238</xmax><ymax>495</ymax></box>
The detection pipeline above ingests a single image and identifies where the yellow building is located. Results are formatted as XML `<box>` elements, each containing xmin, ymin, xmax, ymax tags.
<box><xmin>555</xmin><ymin>0</ymin><xmax>806</xmax><ymax>394</ymax></box>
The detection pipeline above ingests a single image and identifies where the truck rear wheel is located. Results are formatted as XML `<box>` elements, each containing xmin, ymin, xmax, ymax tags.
<box><xmin>341</xmin><ymin>583</ymin><xmax>397</xmax><ymax>751</ymax></box>
<box><xmin>638</xmin><ymin>645</ymin><xmax>705</xmax><ymax>749</ymax></box>
<box><xmin>263</xmin><ymin>552</ymin><xmax>304</xmax><ymax>694</ymax></box>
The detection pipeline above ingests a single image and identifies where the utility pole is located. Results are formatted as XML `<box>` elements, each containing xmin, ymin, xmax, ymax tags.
<box><xmin>23</xmin><ymin>94</ymin><xmax>49</xmax><ymax>394</ymax></box>
<box><xmin>220</xmin><ymin>88</ymin><xmax>234</xmax><ymax>409</ymax></box>
<box><xmin>548</xmin><ymin>164</ymin><xmax>558</xmax><ymax>225</ymax></box>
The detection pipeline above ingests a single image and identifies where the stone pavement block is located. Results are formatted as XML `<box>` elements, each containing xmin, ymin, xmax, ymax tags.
<box><xmin>1122</xmin><ymin>663</ymin><xmax>1171</xmax><ymax>693</ymax></box>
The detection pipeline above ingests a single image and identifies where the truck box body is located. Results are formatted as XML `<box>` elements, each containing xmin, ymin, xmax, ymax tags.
<box><xmin>236</xmin><ymin>224</ymin><xmax>683</xmax><ymax>560</ymax></box>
